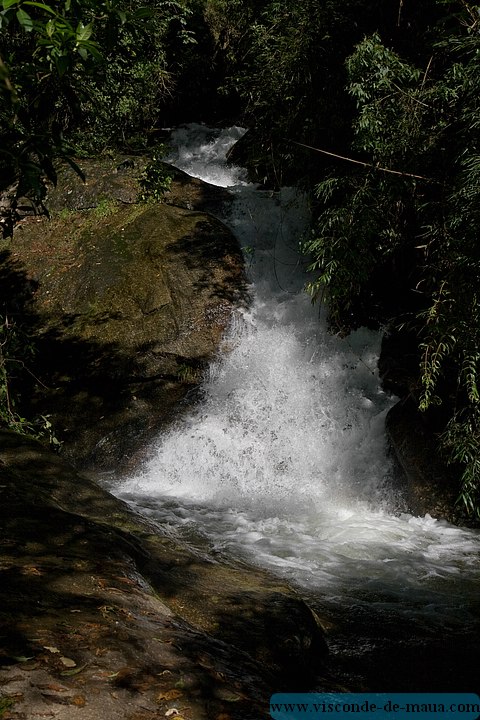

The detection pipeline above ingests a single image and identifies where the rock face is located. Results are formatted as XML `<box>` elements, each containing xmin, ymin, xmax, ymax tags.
<box><xmin>379</xmin><ymin>332</ymin><xmax>471</xmax><ymax>525</ymax></box>
<box><xmin>0</xmin><ymin>430</ymin><xmax>330</xmax><ymax>720</ymax></box>
<box><xmin>0</xmin><ymin>156</ymin><xmax>248</xmax><ymax>471</ymax></box>
<box><xmin>385</xmin><ymin>398</ymin><xmax>463</xmax><ymax>523</ymax></box>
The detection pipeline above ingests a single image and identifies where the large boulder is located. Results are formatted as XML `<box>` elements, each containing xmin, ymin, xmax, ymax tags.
<box><xmin>0</xmin><ymin>430</ymin><xmax>330</xmax><ymax>720</ymax></box>
<box><xmin>0</xmin><ymin>156</ymin><xmax>247</xmax><ymax>471</ymax></box>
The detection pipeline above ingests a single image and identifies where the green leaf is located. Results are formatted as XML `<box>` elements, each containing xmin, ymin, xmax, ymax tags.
<box><xmin>132</xmin><ymin>7</ymin><xmax>152</xmax><ymax>19</ymax></box>
<box><xmin>16</xmin><ymin>7</ymin><xmax>33</xmax><ymax>30</ymax></box>
<box><xmin>76</xmin><ymin>21</ymin><xmax>92</xmax><ymax>42</ymax></box>
<box><xmin>23</xmin><ymin>1</ymin><xmax>57</xmax><ymax>15</ymax></box>
<box><xmin>2</xmin><ymin>0</ymin><xmax>18</xmax><ymax>10</ymax></box>
<box><xmin>54</xmin><ymin>54</ymin><xmax>69</xmax><ymax>76</ymax></box>
<box><xmin>79</xmin><ymin>41</ymin><xmax>102</xmax><ymax>61</ymax></box>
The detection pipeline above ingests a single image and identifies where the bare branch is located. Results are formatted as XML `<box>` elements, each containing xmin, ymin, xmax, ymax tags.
<box><xmin>284</xmin><ymin>138</ymin><xmax>438</xmax><ymax>183</ymax></box>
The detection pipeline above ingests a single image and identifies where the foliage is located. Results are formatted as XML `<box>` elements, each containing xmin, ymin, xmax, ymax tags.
<box><xmin>199</xmin><ymin>0</ymin><xmax>353</xmax><ymax>183</ymax></box>
<box><xmin>0</xmin><ymin>0</ymin><xmax>117</xmax><ymax>213</ymax></box>
<box><xmin>304</xmin><ymin>171</ymin><xmax>414</xmax><ymax>329</ymax></box>
<box><xmin>138</xmin><ymin>151</ymin><xmax>174</xmax><ymax>202</ymax></box>
<box><xmin>0</xmin><ymin>312</ymin><xmax>60</xmax><ymax>446</ymax></box>
<box><xmin>0</xmin><ymin>0</ymin><xmax>195</xmax><ymax>441</ymax></box>
<box><xmin>302</xmin><ymin>4</ymin><xmax>480</xmax><ymax>516</ymax></box>
<box><xmin>303</xmin><ymin>33</ymin><xmax>439</xmax><ymax>324</ymax></box>
<box><xmin>0</xmin><ymin>0</ymin><xmax>194</xmax><ymax>219</ymax></box>
<box><xmin>198</xmin><ymin>0</ymin><xmax>440</xmax><ymax>184</ymax></box>
<box><xmin>68</xmin><ymin>1</ymin><xmax>197</xmax><ymax>153</ymax></box>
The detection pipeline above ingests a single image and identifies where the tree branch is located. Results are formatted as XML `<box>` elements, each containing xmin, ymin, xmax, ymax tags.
<box><xmin>284</xmin><ymin>138</ymin><xmax>438</xmax><ymax>183</ymax></box>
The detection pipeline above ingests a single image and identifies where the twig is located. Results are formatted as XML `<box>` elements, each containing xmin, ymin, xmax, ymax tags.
<box><xmin>284</xmin><ymin>138</ymin><xmax>437</xmax><ymax>183</ymax></box>
<box><xmin>391</xmin><ymin>81</ymin><xmax>430</xmax><ymax>108</ymax></box>
<box><xmin>421</xmin><ymin>56</ymin><xmax>433</xmax><ymax>91</ymax></box>
<box><xmin>7</xmin><ymin>358</ymin><xmax>50</xmax><ymax>389</ymax></box>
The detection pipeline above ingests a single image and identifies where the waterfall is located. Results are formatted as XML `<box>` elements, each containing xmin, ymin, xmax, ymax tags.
<box><xmin>116</xmin><ymin>123</ymin><xmax>480</xmax><ymax>689</ymax></box>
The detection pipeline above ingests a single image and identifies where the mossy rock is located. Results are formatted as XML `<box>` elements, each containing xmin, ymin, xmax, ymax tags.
<box><xmin>1</xmin><ymin>163</ymin><xmax>247</xmax><ymax>471</ymax></box>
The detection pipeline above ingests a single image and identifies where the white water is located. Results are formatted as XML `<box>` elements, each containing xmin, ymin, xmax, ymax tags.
<box><xmin>116</xmin><ymin>124</ymin><xmax>480</xmax><ymax>678</ymax></box>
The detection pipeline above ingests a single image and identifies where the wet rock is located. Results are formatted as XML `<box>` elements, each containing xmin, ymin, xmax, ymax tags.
<box><xmin>44</xmin><ymin>155</ymin><xmax>232</xmax><ymax>216</ymax></box>
<box><xmin>45</xmin><ymin>155</ymin><xmax>147</xmax><ymax>211</ymax></box>
<box><xmin>163</xmin><ymin>166</ymin><xmax>232</xmax><ymax>215</ymax></box>
<box><xmin>385</xmin><ymin>398</ymin><xmax>463</xmax><ymax>522</ymax></box>
<box><xmin>0</xmin><ymin>430</ymin><xmax>331</xmax><ymax>719</ymax></box>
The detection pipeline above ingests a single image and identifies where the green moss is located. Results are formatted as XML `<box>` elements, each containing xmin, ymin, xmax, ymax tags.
<box><xmin>93</xmin><ymin>198</ymin><xmax>119</xmax><ymax>218</ymax></box>
<box><xmin>0</xmin><ymin>697</ymin><xmax>15</xmax><ymax>717</ymax></box>
<box><xmin>55</xmin><ymin>207</ymin><xmax>75</xmax><ymax>221</ymax></box>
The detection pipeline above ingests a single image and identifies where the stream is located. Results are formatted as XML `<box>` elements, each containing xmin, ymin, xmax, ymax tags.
<box><xmin>116</xmin><ymin>124</ymin><xmax>480</xmax><ymax>692</ymax></box>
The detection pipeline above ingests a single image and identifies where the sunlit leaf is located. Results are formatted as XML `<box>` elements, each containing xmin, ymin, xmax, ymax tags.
<box><xmin>76</xmin><ymin>21</ymin><xmax>92</xmax><ymax>42</ymax></box>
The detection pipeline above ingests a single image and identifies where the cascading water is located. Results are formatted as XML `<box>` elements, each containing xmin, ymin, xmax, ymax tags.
<box><xmin>116</xmin><ymin>124</ymin><xmax>480</xmax><ymax>690</ymax></box>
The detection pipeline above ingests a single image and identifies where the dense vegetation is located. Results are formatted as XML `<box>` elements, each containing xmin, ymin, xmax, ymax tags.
<box><xmin>1</xmin><ymin>0</ymin><xmax>479</xmax><ymax>517</ymax></box>
<box><xmin>303</xmin><ymin>15</ymin><xmax>480</xmax><ymax>517</ymax></box>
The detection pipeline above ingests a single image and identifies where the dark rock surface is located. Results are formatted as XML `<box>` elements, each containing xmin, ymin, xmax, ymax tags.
<box><xmin>379</xmin><ymin>332</ymin><xmax>475</xmax><ymax>525</ymax></box>
<box><xmin>0</xmin><ymin>430</ymin><xmax>332</xmax><ymax>720</ymax></box>
<box><xmin>385</xmin><ymin>398</ymin><xmax>465</xmax><ymax>523</ymax></box>
<box><xmin>44</xmin><ymin>156</ymin><xmax>233</xmax><ymax>216</ymax></box>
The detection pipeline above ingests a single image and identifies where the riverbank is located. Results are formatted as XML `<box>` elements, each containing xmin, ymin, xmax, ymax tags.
<box><xmin>0</xmin><ymin>429</ymin><xmax>335</xmax><ymax>720</ymax></box>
